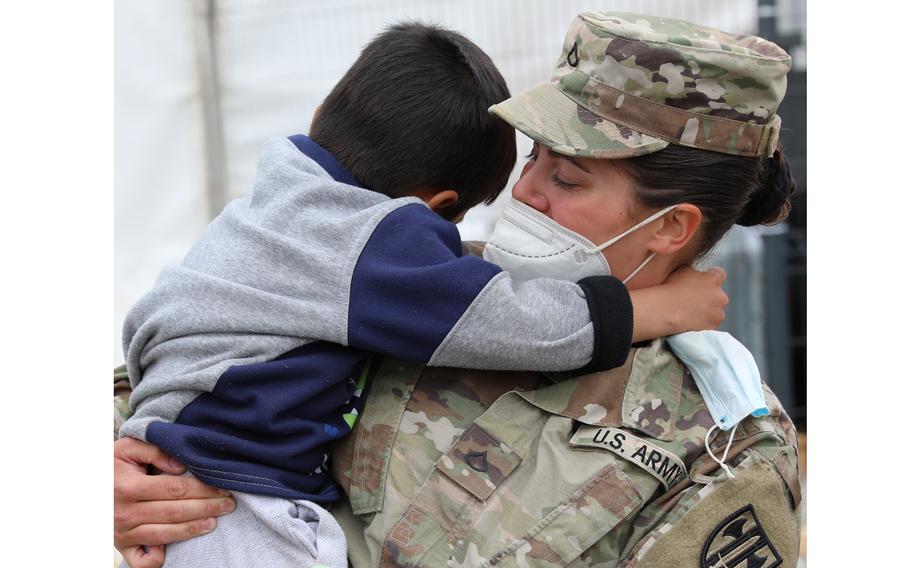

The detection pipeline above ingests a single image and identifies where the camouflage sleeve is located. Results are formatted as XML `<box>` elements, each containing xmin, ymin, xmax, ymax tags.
<box><xmin>114</xmin><ymin>364</ymin><xmax>134</xmax><ymax>440</ymax></box>
<box><xmin>614</xmin><ymin>445</ymin><xmax>801</xmax><ymax>568</ymax></box>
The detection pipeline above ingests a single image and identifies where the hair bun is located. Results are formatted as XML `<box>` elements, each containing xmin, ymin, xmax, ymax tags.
<box><xmin>737</xmin><ymin>149</ymin><xmax>796</xmax><ymax>227</ymax></box>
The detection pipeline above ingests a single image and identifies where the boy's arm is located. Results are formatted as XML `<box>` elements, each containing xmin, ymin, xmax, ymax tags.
<box><xmin>460</xmin><ymin>241</ymin><xmax>729</xmax><ymax>346</ymax></box>
<box><xmin>345</xmin><ymin>204</ymin><xmax>721</xmax><ymax>374</ymax></box>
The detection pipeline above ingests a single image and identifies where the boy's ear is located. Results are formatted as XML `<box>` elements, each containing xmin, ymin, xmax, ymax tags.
<box><xmin>416</xmin><ymin>188</ymin><xmax>460</xmax><ymax>213</ymax></box>
<box><xmin>648</xmin><ymin>204</ymin><xmax>702</xmax><ymax>255</ymax></box>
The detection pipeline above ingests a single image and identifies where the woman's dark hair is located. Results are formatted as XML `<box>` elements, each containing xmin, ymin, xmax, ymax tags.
<box><xmin>618</xmin><ymin>144</ymin><xmax>796</xmax><ymax>258</ymax></box>
<box><xmin>310</xmin><ymin>22</ymin><xmax>517</xmax><ymax>221</ymax></box>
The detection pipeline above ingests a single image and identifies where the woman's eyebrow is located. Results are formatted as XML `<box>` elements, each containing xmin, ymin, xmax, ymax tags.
<box><xmin>546</xmin><ymin>148</ymin><xmax>591</xmax><ymax>173</ymax></box>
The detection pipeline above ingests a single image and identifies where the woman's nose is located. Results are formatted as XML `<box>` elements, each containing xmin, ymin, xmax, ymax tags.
<box><xmin>511</xmin><ymin>166</ymin><xmax>549</xmax><ymax>213</ymax></box>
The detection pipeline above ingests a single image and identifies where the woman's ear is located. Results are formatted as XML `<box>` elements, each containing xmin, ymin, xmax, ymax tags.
<box><xmin>648</xmin><ymin>204</ymin><xmax>702</xmax><ymax>254</ymax></box>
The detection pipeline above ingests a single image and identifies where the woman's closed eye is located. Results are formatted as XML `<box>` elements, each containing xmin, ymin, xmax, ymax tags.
<box><xmin>525</xmin><ymin>151</ymin><xmax>580</xmax><ymax>190</ymax></box>
<box><xmin>549</xmin><ymin>172</ymin><xmax>579</xmax><ymax>191</ymax></box>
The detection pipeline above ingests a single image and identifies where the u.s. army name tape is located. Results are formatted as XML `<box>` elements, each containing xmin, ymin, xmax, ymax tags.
<box><xmin>569</xmin><ymin>425</ymin><xmax>687</xmax><ymax>489</ymax></box>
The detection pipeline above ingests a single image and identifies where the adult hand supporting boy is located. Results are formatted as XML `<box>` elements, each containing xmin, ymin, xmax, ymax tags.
<box><xmin>114</xmin><ymin>437</ymin><xmax>235</xmax><ymax>568</ymax></box>
<box><xmin>629</xmin><ymin>266</ymin><xmax>728</xmax><ymax>343</ymax></box>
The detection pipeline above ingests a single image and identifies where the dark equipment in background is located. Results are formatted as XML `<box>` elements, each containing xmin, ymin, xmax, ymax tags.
<box><xmin>758</xmin><ymin>0</ymin><xmax>806</xmax><ymax>428</ymax></box>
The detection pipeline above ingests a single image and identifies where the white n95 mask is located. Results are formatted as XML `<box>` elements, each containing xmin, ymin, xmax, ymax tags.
<box><xmin>482</xmin><ymin>198</ymin><xmax>675</xmax><ymax>285</ymax></box>
<box><xmin>667</xmin><ymin>331</ymin><xmax>770</xmax><ymax>479</ymax></box>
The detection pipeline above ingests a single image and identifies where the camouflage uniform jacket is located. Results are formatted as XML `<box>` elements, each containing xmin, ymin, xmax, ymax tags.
<box><xmin>329</xmin><ymin>338</ymin><xmax>801</xmax><ymax>568</ymax></box>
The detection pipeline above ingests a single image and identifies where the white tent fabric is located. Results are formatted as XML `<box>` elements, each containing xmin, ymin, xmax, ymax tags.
<box><xmin>114</xmin><ymin>0</ymin><xmax>760</xmax><ymax>363</ymax></box>
<box><xmin>115</xmin><ymin>1</ymin><xmax>210</xmax><ymax>360</ymax></box>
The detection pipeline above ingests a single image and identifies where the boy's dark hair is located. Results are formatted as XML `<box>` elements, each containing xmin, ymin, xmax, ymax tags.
<box><xmin>309</xmin><ymin>22</ymin><xmax>516</xmax><ymax>220</ymax></box>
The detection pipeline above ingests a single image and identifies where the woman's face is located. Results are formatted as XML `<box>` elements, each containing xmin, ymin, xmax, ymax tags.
<box><xmin>511</xmin><ymin>142</ymin><xmax>659</xmax><ymax>286</ymax></box>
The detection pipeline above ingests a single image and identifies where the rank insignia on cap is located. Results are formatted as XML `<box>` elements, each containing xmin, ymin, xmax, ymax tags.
<box><xmin>701</xmin><ymin>505</ymin><xmax>782</xmax><ymax>568</ymax></box>
<box><xmin>566</xmin><ymin>41</ymin><xmax>579</xmax><ymax>67</ymax></box>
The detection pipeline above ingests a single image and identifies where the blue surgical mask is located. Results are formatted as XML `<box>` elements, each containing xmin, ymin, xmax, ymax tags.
<box><xmin>667</xmin><ymin>331</ymin><xmax>769</xmax><ymax>430</ymax></box>
<box><xmin>667</xmin><ymin>331</ymin><xmax>769</xmax><ymax>479</ymax></box>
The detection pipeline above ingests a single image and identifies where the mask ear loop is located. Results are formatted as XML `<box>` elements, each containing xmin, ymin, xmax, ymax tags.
<box><xmin>704</xmin><ymin>422</ymin><xmax>740</xmax><ymax>480</ymax></box>
<box><xmin>583</xmin><ymin>205</ymin><xmax>677</xmax><ymax>255</ymax></box>
<box><xmin>621</xmin><ymin>252</ymin><xmax>656</xmax><ymax>284</ymax></box>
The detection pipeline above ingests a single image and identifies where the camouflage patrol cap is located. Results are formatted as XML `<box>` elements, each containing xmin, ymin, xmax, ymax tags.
<box><xmin>490</xmin><ymin>12</ymin><xmax>791</xmax><ymax>159</ymax></box>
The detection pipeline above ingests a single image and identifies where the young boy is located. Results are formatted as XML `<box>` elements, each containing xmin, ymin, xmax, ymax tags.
<box><xmin>118</xmin><ymin>23</ymin><xmax>723</xmax><ymax>567</ymax></box>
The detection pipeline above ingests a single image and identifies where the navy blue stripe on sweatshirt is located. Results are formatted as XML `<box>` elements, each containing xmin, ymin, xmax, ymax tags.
<box><xmin>146</xmin><ymin>342</ymin><xmax>369</xmax><ymax>501</ymax></box>
<box><xmin>347</xmin><ymin>203</ymin><xmax>503</xmax><ymax>362</ymax></box>
<box><xmin>287</xmin><ymin>134</ymin><xmax>363</xmax><ymax>188</ymax></box>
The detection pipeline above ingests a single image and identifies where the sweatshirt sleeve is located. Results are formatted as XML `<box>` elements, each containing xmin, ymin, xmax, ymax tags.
<box><xmin>347</xmin><ymin>203</ymin><xmax>632</xmax><ymax>372</ymax></box>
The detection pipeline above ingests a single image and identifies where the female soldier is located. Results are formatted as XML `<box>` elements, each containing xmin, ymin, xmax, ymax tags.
<box><xmin>329</xmin><ymin>12</ymin><xmax>800</xmax><ymax>567</ymax></box>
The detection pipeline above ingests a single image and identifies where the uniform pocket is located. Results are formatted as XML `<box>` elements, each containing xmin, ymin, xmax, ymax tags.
<box><xmin>482</xmin><ymin>464</ymin><xmax>644</xmax><ymax>568</ymax></box>
<box><xmin>435</xmin><ymin>423</ymin><xmax>522</xmax><ymax>501</ymax></box>
<box><xmin>380</xmin><ymin>392</ymin><xmax>650</xmax><ymax>567</ymax></box>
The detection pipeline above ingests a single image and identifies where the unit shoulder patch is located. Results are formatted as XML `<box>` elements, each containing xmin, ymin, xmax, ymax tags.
<box><xmin>569</xmin><ymin>425</ymin><xmax>686</xmax><ymax>489</ymax></box>
<box><xmin>701</xmin><ymin>504</ymin><xmax>782</xmax><ymax>568</ymax></box>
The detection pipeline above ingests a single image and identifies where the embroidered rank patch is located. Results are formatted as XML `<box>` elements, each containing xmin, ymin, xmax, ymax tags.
<box><xmin>701</xmin><ymin>504</ymin><xmax>782</xmax><ymax>568</ymax></box>
<box><xmin>569</xmin><ymin>426</ymin><xmax>686</xmax><ymax>489</ymax></box>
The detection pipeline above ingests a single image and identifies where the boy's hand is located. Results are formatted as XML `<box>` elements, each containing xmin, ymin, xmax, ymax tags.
<box><xmin>665</xmin><ymin>266</ymin><xmax>728</xmax><ymax>331</ymax></box>
<box><xmin>629</xmin><ymin>266</ymin><xmax>728</xmax><ymax>343</ymax></box>
<box><xmin>114</xmin><ymin>437</ymin><xmax>235</xmax><ymax>568</ymax></box>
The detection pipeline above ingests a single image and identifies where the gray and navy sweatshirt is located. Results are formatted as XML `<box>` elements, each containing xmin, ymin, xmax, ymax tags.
<box><xmin>120</xmin><ymin>135</ymin><xmax>633</xmax><ymax>502</ymax></box>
